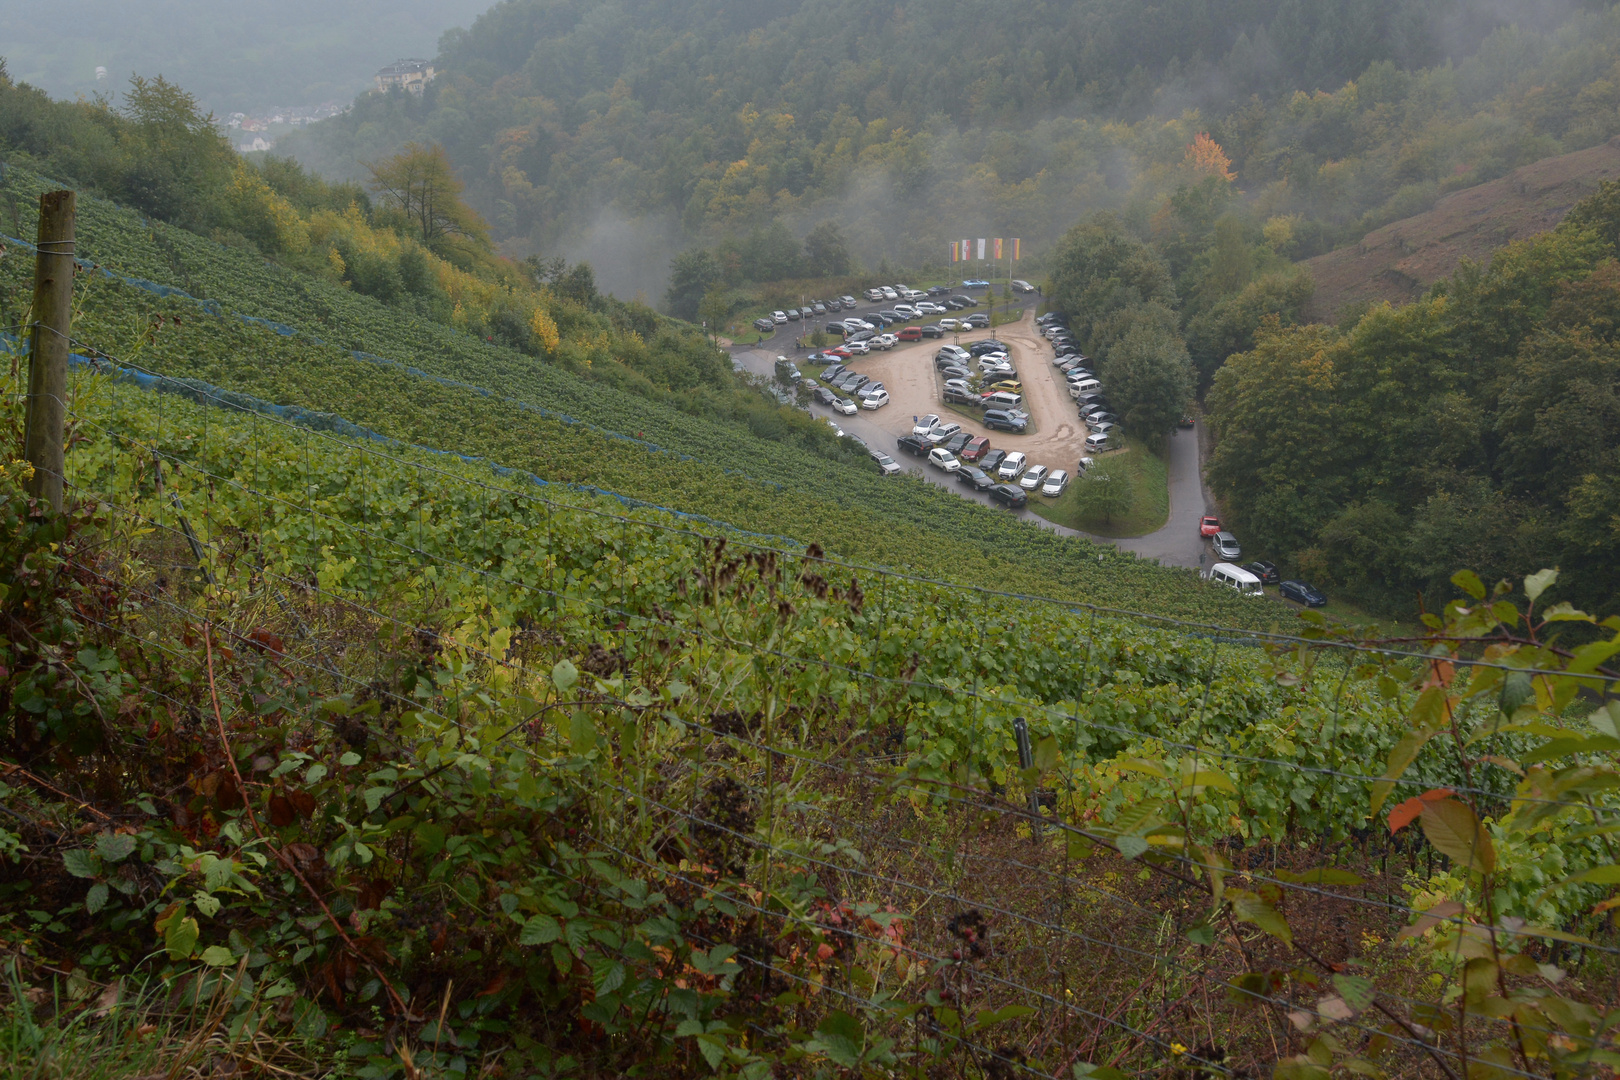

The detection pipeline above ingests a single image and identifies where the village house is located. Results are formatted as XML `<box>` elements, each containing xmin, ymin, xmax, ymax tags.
<box><xmin>374</xmin><ymin>59</ymin><xmax>436</xmax><ymax>96</ymax></box>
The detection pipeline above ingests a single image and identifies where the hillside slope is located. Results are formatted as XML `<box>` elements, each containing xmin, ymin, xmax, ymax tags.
<box><xmin>1302</xmin><ymin>136</ymin><xmax>1620</xmax><ymax>321</ymax></box>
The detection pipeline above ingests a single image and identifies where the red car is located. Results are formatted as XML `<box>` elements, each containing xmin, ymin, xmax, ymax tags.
<box><xmin>897</xmin><ymin>327</ymin><xmax>924</xmax><ymax>341</ymax></box>
<box><xmin>1199</xmin><ymin>516</ymin><xmax>1222</xmax><ymax>537</ymax></box>
<box><xmin>825</xmin><ymin>346</ymin><xmax>853</xmax><ymax>359</ymax></box>
<box><xmin>960</xmin><ymin>436</ymin><xmax>990</xmax><ymax>462</ymax></box>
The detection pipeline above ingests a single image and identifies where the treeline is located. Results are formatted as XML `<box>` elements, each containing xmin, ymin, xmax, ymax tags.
<box><xmin>664</xmin><ymin>220</ymin><xmax>851</xmax><ymax>320</ymax></box>
<box><xmin>1207</xmin><ymin>180</ymin><xmax>1620</xmax><ymax>617</ymax></box>
<box><xmin>0</xmin><ymin>64</ymin><xmax>858</xmax><ymax>465</ymax></box>
<box><xmin>277</xmin><ymin>0</ymin><xmax>1620</xmax><ymax>284</ymax></box>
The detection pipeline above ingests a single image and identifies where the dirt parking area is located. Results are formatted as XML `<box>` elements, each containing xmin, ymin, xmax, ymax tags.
<box><xmin>852</xmin><ymin>311</ymin><xmax>1090</xmax><ymax>471</ymax></box>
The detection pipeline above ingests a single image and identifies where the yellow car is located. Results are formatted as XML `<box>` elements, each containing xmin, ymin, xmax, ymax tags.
<box><xmin>987</xmin><ymin>380</ymin><xmax>1023</xmax><ymax>395</ymax></box>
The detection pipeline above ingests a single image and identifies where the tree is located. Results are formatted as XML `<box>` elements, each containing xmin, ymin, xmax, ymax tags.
<box><xmin>665</xmin><ymin>248</ymin><xmax>723</xmax><ymax>320</ymax></box>
<box><xmin>114</xmin><ymin>75</ymin><xmax>236</xmax><ymax>225</ymax></box>
<box><xmin>1098</xmin><ymin>307</ymin><xmax>1195</xmax><ymax>451</ymax></box>
<box><xmin>803</xmin><ymin>221</ymin><xmax>852</xmax><ymax>277</ymax></box>
<box><xmin>1074</xmin><ymin>468</ymin><xmax>1133</xmax><ymax>527</ymax></box>
<box><xmin>1046</xmin><ymin>214</ymin><xmax>1177</xmax><ymax>355</ymax></box>
<box><xmin>365</xmin><ymin>143</ymin><xmax>490</xmax><ymax>248</ymax></box>
<box><xmin>698</xmin><ymin>287</ymin><xmax>731</xmax><ymax>340</ymax></box>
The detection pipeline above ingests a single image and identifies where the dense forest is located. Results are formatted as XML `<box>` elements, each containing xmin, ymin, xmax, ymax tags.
<box><xmin>278</xmin><ymin>0</ymin><xmax>1620</xmax><ymax>287</ymax></box>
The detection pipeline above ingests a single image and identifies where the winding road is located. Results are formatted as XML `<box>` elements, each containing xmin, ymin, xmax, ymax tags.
<box><xmin>729</xmin><ymin>301</ymin><xmax>1212</xmax><ymax>569</ymax></box>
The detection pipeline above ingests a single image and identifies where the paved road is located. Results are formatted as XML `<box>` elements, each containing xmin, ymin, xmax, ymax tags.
<box><xmin>728</xmin><ymin>294</ymin><xmax>1212</xmax><ymax>565</ymax></box>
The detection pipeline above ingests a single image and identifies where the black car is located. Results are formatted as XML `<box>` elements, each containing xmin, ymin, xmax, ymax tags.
<box><xmin>943</xmin><ymin>297</ymin><xmax>969</xmax><ymax>309</ymax></box>
<box><xmin>1243</xmin><ymin>561</ymin><xmax>1280</xmax><ymax>586</ymax></box>
<box><xmin>979</xmin><ymin>448</ymin><xmax>1008</xmax><ymax>474</ymax></box>
<box><xmin>813</xmin><ymin>387</ymin><xmax>836</xmax><ymax>406</ymax></box>
<box><xmin>1280</xmin><ymin>580</ymin><xmax>1327</xmax><ymax>607</ymax></box>
<box><xmin>754</xmin><ymin>317</ymin><xmax>776</xmax><ymax>332</ymax></box>
<box><xmin>848</xmin><ymin>330</ymin><xmax>876</xmax><ymax>343</ymax></box>
<box><xmin>956</xmin><ymin>466</ymin><xmax>995</xmax><ymax>491</ymax></box>
<box><xmin>897</xmin><ymin>434</ymin><xmax>930</xmax><ymax>458</ymax></box>
<box><xmin>983</xmin><ymin>409</ymin><xmax>1028</xmax><ymax>433</ymax></box>
<box><xmin>942</xmin><ymin>431</ymin><xmax>973</xmax><ymax>455</ymax></box>
<box><xmin>820</xmin><ymin>364</ymin><xmax>845</xmax><ymax>382</ymax></box>
<box><xmin>920</xmin><ymin>324</ymin><xmax>946</xmax><ymax>338</ymax></box>
<box><xmin>927</xmin><ymin>284</ymin><xmax>951</xmax><ymax>296</ymax></box>
<box><xmin>949</xmin><ymin>295</ymin><xmax>977</xmax><ymax>307</ymax></box>
<box><xmin>968</xmin><ymin>340</ymin><xmax>1007</xmax><ymax>357</ymax></box>
<box><xmin>939</xmin><ymin>364</ymin><xmax>972</xmax><ymax>381</ymax></box>
<box><xmin>812</xmin><ymin>302</ymin><xmax>827</xmax><ymax>314</ymax></box>
<box><xmin>1077</xmin><ymin>392</ymin><xmax>1108</xmax><ymax>407</ymax></box>
<box><xmin>963</xmin><ymin>314</ymin><xmax>991</xmax><ymax>328</ymax></box>
<box><xmin>988</xmin><ymin>483</ymin><xmax>1027</xmax><ymax>509</ymax></box>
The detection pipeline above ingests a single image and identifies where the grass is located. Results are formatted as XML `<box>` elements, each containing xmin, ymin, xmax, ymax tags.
<box><xmin>1026</xmin><ymin>437</ymin><xmax>1170</xmax><ymax>538</ymax></box>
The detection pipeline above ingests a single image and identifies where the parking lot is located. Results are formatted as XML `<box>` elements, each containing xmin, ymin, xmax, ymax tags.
<box><xmin>840</xmin><ymin>311</ymin><xmax>1092</xmax><ymax>474</ymax></box>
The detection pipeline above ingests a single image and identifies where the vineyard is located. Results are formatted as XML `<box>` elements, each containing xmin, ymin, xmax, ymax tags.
<box><xmin>0</xmin><ymin>164</ymin><xmax>1282</xmax><ymax>626</ymax></box>
<box><xmin>2</xmin><ymin>349</ymin><xmax>1618</xmax><ymax>1078</ymax></box>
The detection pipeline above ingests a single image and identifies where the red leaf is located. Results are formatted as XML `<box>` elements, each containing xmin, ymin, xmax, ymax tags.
<box><xmin>287</xmin><ymin>789</ymin><xmax>316</xmax><ymax>818</ymax></box>
<box><xmin>246</xmin><ymin>628</ymin><xmax>286</xmax><ymax>656</ymax></box>
<box><xmin>1388</xmin><ymin>788</ymin><xmax>1454</xmax><ymax>834</ymax></box>
<box><xmin>268</xmin><ymin>795</ymin><xmax>295</xmax><ymax>827</ymax></box>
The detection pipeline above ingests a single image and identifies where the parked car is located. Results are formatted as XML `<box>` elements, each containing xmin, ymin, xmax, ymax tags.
<box><xmin>1011</xmin><ymin>279</ymin><xmax>1036</xmax><ymax>293</ymax></box>
<box><xmin>823</xmin><ymin>322</ymin><xmax>848</xmax><ymax>338</ymax></box>
<box><xmin>812</xmin><ymin>302</ymin><xmax>826</xmax><ymax>314</ymax></box>
<box><xmin>927</xmin><ymin>447</ymin><xmax>962</xmax><ymax>472</ymax></box>
<box><xmin>786</xmin><ymin>308</ymin><xmax>802</xmax><ymax>320</ymax></box>
<box><xmin>927</xmin><ymin>284</ymin><xmax>952</xmax><ymax>296</ymax></box>
<box><xmin>962</xmin><ymin>278</ymin><xmax>990</xmax><ymax>289</ymax></box>
<box><xmin>936</xmin><ymin>431</ymin><xmax>968</xmax><ymax>455</ymax></box>
<box><xmin>963</xmin><ymin>313</ymin><xmax>991</xmax><ymax>328</ymax></box>
<box><xmin>997</xmin><ymin>451</ymin><xmax>1028</xmax><ymax>480</ymax></box>
<box><xmin>939</xmin><ymin>318</ymin><xmax>960</xmax><ymax>330</ymax></box>
<box><xmin>880</xmin><ymin>286</ymin><xmax>898</xmax><ymax>300</ymax></box>
<box><xmin>988</xmin><ymin>483</ymin><xmax>1027</xmax><ymax>509</ymax></box>
<box><xmin>1242</xmin><ymin>561</ymin><xmax>1280</xmax><ymax>585</ymax></box>
<box><xmin>841</xmin><ymin>295</ymin><xmax>858</xmax><ymax>307</ymax></box>
<box><xmin>969</xmin><ymin>339</ymin><xmax>1007</xmax><ymax>356</ymax></box>
<box><xmin>832</xmin><ymin>397</ymin><xmax>857</xmax><ymax>416</ymax></box>
<box><xmin>754</xmin><ymin>317</ymin><xmax>776</xmax><ymax>332</ymax></box>
<box><xmin>844</xmin><ymin>339</ymin><xmax>871</xmax><ymax>355</ymax></box>
<box><xmin>943</xmin><ymin>384</ymin><xmax>981</xmax><ymax>407</ymax></box>
<box><xmin>865</xmin><ymin>287</ymin><xmax>885</xmax><ymax>301</ymax></box>
<box><xmin>1084</xmin><ymin>432</ymin><xmax>1111</xmax><ymax>453</ymax></box>
<box><xmin>897</xmin><ymin>327</ymin><xmax>924</xmax><ymax>341</ymax></box>
<box><xmin>1076</xmin><ymin>455</ymin><xmax>1095</xmax><ymax>475</ymax></box>
<box><xmin>826</xmin><ymin>420</ymin><xmax>844</xmax><ymax>436</ymax></box>
<box><xmin>1280</xmin><ymin>580</ymin><xmax>1328</xmax><ymax>607</ymax></box>
<box><xmin>983</xmin><ymin>409</ymin><xmax>1027</xmax><ymax>433</ymax></box>
<box><xmin>920</xmin><ymin>324</ymin><xmax>946</xmax><ymax>337</ymax></box>
<box><xmin>896</xmin><ymin>434</ymin><xmax>929</xmax><ymax>457</ymax></box>
<box><xmin>826</xmin><ymin>345</ymin><xmax>853</xmax><ymax>359</ymax></box>
<box><xmin>1199</xmin><ymin>516</ymin><xmax>1222</xmax><ymax>537</ymax></box>
<box><xmin>1085</xmin><ymin>412</ymin><xmax>1117</xmax><ymax>427</ymax></box>
<box><xmin>961</xmin><ymin>436</ymin><xmax>990</xmax><ymax>462</ymax></box>
<box><xmin>1207</xmin><ymin>563</ymin><xmax>1265</xmax><ymax>597</ymax></box>
<box><xmin>893</xmin><ymin>304</ymin><xmax>918</xmax><ymax>318</ymax></box>
<box><xmin>987</xmin><ymin>380</ymin><xmax>1024</xmax><ymax>395</ymax></box>
<box><xmin>937</xmin><ymin>344</ymin><xmax>971</xmax><ymax>362</ymax></box>
<box><xmin>944</xmin><ymin>297</ymin><xmax>970</xmax><ymax>309</ymax></box>
<box><xmin>940</xmin><ymin>364</ymin><xmax>972</xmax><ymax>381</ymax></box>
<box><xmin>772</xmin><ymin>310</ymin><xmax>788</xmax><ymax>324</ymax></box>
<box><xmin>978</xmin><ymin>448</ymin><xmax>1007</xmax><ymax>474</ymax></box>
<box><xmin>926</xmin><ymin>422</ymin><xmax>963</xmax><ymax>445</ymax></box>
<box><xmin>1041</xmin><ymin>469</ymin><xmax>1070</xmax><ymax>497</ymax></box>
<box><xmin>956</xmin><ymin>465</ymin><xmax>995</xmax><ymax>491</ymax></box>
<box><xmin>870</xmin><ymin>451</ymin><xmax>901</xmax><ymax>476</ymax></box>
<box><xmin>861</xmin><ymin>389</ymin><xmax>890</xmax><ymax>409</ymax></box>
<box><xmin>1179</xmin><ymin>414</ymin><xmax>1196</xmax><ymax>428</ymax></box>
<box><xmin>871</xmin><ymin>334</ymin><xmax>897</xmax><ymax>350</ymax></box>
<box><xmin>838</xmin><ymin>373</ymin><xmax>868</xmax><ymax>393</ymax></box>
<box><xmin>1212</xmin><ymin>532</ymin><xmax>1242</xmax><ymax>560</ymax></box>
<box><xmin>912</xmin><ymin>414</ymin><xmax>942</xmax><ymax>437</ymax></box>
<box><xmin>848</xmin><ymin>330</ymin><xmax>877</xmax><ymax>343</ymax></box>
<box><xmin>813</xmin><ymin>387</ymin><xmax>836</xmax><ymax>406</ymax></box>
<box><xmin>1019</xmin><ymin>464</ymin><xmax>1050</xmax><ymax>490</ymax></box>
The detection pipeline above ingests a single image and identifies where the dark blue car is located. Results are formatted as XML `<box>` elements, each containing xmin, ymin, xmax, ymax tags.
<box><xmin>1280</xmin><ymin>580</ymin><xmax>1327</xmax><ymax>607</ymax></box>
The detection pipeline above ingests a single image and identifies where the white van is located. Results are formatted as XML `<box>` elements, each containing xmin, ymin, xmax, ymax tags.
<box><xmin>1205</xmin><ymin>562</ymin><xmax>1263</xmax><ymax>597</ymax></box>
<box><xmin>997</xmin><ymin>451</ymin><xmax>1028</xmax><ymax>480</ymax></box>
<box><xmin>983</xmin><ymin>390</ymin><xmax>1025</xmax><ymax>411</ymax></box>
<box><xmin>1071</xmin><ymin>378</ymin><xmax>1101</xmax><ymax>397</ymax></box>
<box><xmin>1085</xmin><ymin>432</ymin><xmax>1110</xmax><ymax>453</ymax></box>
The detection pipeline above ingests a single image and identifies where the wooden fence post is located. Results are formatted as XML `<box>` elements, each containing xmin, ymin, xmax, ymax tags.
<box><xmin>23</xmin><ymin>189</ymin><xmax>76</xmax><ymax>512</ymax></box>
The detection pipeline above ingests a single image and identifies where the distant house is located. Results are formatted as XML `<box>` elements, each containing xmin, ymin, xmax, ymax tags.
<box><xmin>375</xmin><ymin>59</ymin><xmax>436</xmax><ymax>96</ymax></box>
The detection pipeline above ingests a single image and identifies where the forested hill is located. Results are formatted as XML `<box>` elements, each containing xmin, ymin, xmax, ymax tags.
<box><xmin>280</xmin><ymin>0</ymin><xmax>1620</xmax><ymax>281</ymax></box>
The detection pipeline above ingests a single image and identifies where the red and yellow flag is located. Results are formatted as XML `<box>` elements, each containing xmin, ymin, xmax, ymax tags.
<box><xmin>994</xmin><ymin>238</ymin><xmax>1003</xmax><ymax>260</ymax></box>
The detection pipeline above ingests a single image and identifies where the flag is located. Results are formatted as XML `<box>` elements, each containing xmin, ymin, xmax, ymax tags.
<box><xmin>1013</xmin><ymin>238</ymin><xmax>1021</xmax><ymax>260</ymax></box>
<box><xmin>976</xmin><ymin>238</ymin><xmax>985</xmax><ymax>260</ymax></box>
<box><xmin>950</xmin><ymin>241</ymin><xmax>959</xmax><ymax>263</ymax></box>
<box><xmin>963</xmin><ymin>239</ymin><xmax>971</xmax><ymax>263</ymax></box>
<box><xmin>994</xmin><ymin>238</ymin><xmax>1003</xmax><ymax>260</ymax></box>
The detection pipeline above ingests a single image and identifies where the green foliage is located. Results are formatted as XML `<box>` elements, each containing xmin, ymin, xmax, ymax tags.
<box><xmin>1207</xmin><ymin>180</ymin><xmax>1620</xmax><ymax>616</ymax></box>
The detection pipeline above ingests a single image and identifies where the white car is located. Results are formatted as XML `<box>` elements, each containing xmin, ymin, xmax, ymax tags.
<box><xmin>901</xmin><ymin>288</ymin><xmax>925</xmax><ymax>301</ymax></box>
<box><xmin>848</xmin><ymin>318</ymin><xmax>875</xmax><ymax>330</ymax></box>
<box><xmin>844</xmin><ymin>340</ymin><xmax>871</xmax><ymax>355</ymax></box>
<box><xmin>913</xmin><ymin>413</ymin><xmax>942</xmax><ymax>437</ymax></box>
<box><xmin>832</xmin><ymin>397</ymin><xmax>857</xmax><ymax>416</ymax></box>
<box><xmin>1041</xmin><ymin>469</ymin><xmax>1070</xmax><ymax>496</ymax></box>
<box><xmin>772</xmin><ymin>310</ymin><xmax>788</xmax><ymax>324</ymax></box>
<box><xmin>861</xmin><ymin>389</ymin><xmax>890</xmax><ymax>409</ymax></box>
<box><xmin>880</xmin><ymin>286</ymin><xmax>898</xmax><ymax>300</ymax></box>
<box><xmin>939</xmin><ymin>318</ymin><xmax>959</xmax><ymax>330</ymax></box>
<box><xmin>926</xmin><ymin>422</ymin><xmax>962</xmax><ymax>445</ymax></box>
<box><xmin>997</xmin><ymin>451</ymin><xmax>1028</xmax><ymax>480</ymax></box>
<box><xmin>927</xmin><ymin>447</ymin><xmax>961</xmax><ymax>472</ymax></box>
<box><xmin>826</xmin><ymin>419</ymin><xmax>844</xmax><ymax>436</ymax></box>
<box><xmin>872</xmin><ymin>334</ymin><xmax>897</xmax><ymax>350</ymax></box>
<box><xmin>1077</xmin><ymin>456</ymin><xmax>1095</xmax><ymax>475</ymax></box>
<box><xmin>865</xmin><ymin>287</ymin><xmax>885</xmax><ymax>302</ymax></box>
<box><xmin>1019</xmin><ymin>464</ymin><xmax>1050</xmax><ymax>490</ymax></box>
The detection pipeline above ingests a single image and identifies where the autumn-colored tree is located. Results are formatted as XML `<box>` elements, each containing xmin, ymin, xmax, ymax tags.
<box><xmin>365</xmin><ymin>143</ymin><xmax>490</xmax><ymax>248</ymax></box>
<box><xmin>1183</xmin><ymin>132</ymin><xmax>1235</xmax><ymax>183</ymax></box>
